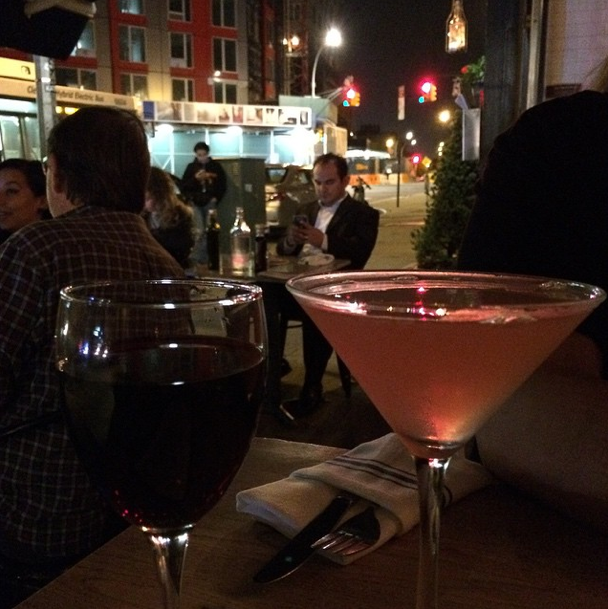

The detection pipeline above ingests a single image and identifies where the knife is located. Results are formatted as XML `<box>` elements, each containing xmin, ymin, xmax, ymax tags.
<box><xmin>253</xmin><ymin>491</ymin><xmax>357</xmax><ymax>583</ymax></box>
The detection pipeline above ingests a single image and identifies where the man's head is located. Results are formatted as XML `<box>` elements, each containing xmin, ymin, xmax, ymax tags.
<box><xmin>46</xmin><ymin>107</ymin><xmax>150</xmax><ymax>217</ymax></box>
<box><xmin>312</xmin><ymin>153</ymin><xmax>350</xmax><ymax>206</ymax></box>
<box><xmin>194</xmin><ymin>142</ymin><xmax>210</xmax><ymax>164</ymax></box>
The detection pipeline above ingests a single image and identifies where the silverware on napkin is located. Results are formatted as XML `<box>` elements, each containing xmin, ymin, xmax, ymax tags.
<box><xmin>253</xmin><ymin>491</ymin><xmax>358</xmax><ymax>583</ymax></box>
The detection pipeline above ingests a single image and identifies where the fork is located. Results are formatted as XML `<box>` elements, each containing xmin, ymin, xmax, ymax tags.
<box><xmin>311</xmin><ymin>505</ymin><xmax>381</xmax><ymax>556</ymax></box>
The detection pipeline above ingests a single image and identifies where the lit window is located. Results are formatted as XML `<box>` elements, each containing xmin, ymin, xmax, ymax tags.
<box><xmin>119</xmin><ymin>26</ymin><xmax>146</xmax><ymax>63</ymax></box>
<box><xmin>71</xmin><ymin>21</ymin><xmax>95</xmax><ymax>58</ymax></box>
<box><xmin>119</xmin><ymin>0</ymin><xmax>144</xmax><ymax>14</ymax></box>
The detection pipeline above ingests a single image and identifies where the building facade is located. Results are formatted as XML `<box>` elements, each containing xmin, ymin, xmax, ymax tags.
<box><xmin>0</xmin><ymin>0</ymin><xmax>338</xmax><ymax>172</ymax></box>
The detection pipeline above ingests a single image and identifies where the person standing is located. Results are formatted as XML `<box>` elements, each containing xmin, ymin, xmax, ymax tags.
<box><xmin>0</xmin><ymin>158</ymin><xmax>50</xmax><ymax>245</ymax></box>
<box><xmin>180</xmin><ymin>142</ymin><xmax>227</xmax><ymax>265</ymax></box>
<box><xmin>275</xmin><ymin>153</ymin><xmax>379</xmax><ymax>421</ymax></box>
<box><xmin>352</xmin><ymin>176</ymin><xmax>371</xmax><ymax>202</ymax></box>
<box><xmin>0</xmin><ymin>106</ymin><xmax>183</xmax><ymax>606</ymax></box>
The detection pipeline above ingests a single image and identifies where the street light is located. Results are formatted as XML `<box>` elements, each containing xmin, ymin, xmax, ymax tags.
<box><xmin>311</xmin><ymin>27</ymin><xmax>342</xmax><ymax>98</ymax></box>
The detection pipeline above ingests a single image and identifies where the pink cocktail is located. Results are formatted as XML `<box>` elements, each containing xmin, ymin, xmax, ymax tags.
<box><xmin>287</xmin><ymin>271</ymin><xmax>605</xmax><ymax>608</ymax></box>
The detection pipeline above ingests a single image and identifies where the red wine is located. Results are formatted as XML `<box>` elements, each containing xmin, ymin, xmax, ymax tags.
<box><xmin>60</xmin><ymin>336</ymin><xmax>265</xmax><ymax>530</ymax></box>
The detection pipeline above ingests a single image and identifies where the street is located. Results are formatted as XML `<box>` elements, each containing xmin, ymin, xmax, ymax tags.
<box><xmin>362</xmin><ymin>181</ymin><xmax>427</xmax><ymax>269</ymax></box>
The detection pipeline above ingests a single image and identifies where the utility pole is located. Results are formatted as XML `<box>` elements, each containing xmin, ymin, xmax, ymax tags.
<box><xmin>34</xmin><ymin>55</ymin><xmax>57</xmax><ymax>158</ymax></box>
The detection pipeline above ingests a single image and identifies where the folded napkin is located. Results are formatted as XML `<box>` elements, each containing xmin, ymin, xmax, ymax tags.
<box><xmin>236</xmin><ymin>433</ymin><xmax>494</xmax><ymax>564</ymax></box>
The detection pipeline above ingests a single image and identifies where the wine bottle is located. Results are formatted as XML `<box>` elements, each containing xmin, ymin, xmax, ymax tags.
<box><xmin>230</xmin><ymin>207</ymin><xmax>252</xmax><ymax>276</ymax></box>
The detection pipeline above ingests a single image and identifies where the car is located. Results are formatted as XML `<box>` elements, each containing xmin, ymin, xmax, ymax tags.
<box><xmin>265</xmin><ymin>164</ymin><xmax>317</xmax><ymax>238</ymax></box>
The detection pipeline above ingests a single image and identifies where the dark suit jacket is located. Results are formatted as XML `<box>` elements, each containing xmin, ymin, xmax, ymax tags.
<box><xmin>458</xmin><ymin>90</ymin><xmax>608</xmax><ymax>375</ymax></box>
<box><xmin>277</xmin><ymin>194</ymin><xmax>380</xmax><ymax>269</ymax></box>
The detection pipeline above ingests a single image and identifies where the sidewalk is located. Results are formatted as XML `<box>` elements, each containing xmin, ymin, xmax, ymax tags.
<box><xmin>256</xmin><ymin>187</ymin><xmax>427</xmax><ymax>448</ymax></box>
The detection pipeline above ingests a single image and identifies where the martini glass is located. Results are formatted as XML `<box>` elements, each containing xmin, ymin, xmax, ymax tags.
<box><xmin>55</xmin><ymin>279</ymin><xmax>267</xmax><ymax>608</ymax></box>
<box><xmin>286</xmin><ymin>270</ymin><xmax>605</xmax><ymax>609</ymax></box>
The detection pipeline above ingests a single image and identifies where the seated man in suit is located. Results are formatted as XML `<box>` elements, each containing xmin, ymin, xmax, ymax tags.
<box><xmin>276</xmin><ymin>153</ymin><xmax>380</xmax><ymax>421</ymax></box>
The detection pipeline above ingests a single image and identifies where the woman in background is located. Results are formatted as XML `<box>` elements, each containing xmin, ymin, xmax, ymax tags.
<box><xmin>143</xmin><ymin>166</ymin><xmax>196</xmax><ymax>268</ymax></box>
<box><xmin>0</xmin><ymin>159</ymin><xmax>49</xmax><ymax>245</ymax></box>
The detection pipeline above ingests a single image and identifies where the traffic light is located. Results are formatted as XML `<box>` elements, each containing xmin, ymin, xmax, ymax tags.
<box><xmin>342</xmin><ymin>85</ymin><xmax>360</xmax><ymax>107</ymax></box>
<box><xmin>411</xmin><ymin>153</ymin><xmax>421</xmax><ymax>165</ymax></box>
<box><xmin>418</xmin><ymin>80</ymin><xmax>437</xmax><ymax>103</ymax></box>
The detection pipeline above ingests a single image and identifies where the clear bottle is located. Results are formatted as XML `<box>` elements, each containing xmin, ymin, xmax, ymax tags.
<box><xmin>206</xmin><ymin>209</ymin><xmax>221</xmax><ymax>271</ymax></box>
<box><xmin>230</xmin><ymin>206</ymin><xmax>252</xmax><ymax>276</ymax></box>
<box><xmin>254</xmin><ymin>223</ymin><xmax>268</xmax><ymax>273</ymax></box>
<box><xmin>446</xmin><ymin>0</ymin><xmax>467</xmax><ymax>53</ymax></box>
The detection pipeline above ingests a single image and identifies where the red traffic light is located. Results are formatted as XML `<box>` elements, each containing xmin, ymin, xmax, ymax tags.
<box><xmin>343</xmin><ymin>86</ymin><xmax>360</xmax><ymax>107</ymax></box>
<box><xmin>411</xmin><ymin>153</ymin><xmax>422</xmax><ymax>164</ymax></box>
<box><xmin>418</xmin><ymin>80</ymin><xmax>436</xmax><ymax>103</ymax></box>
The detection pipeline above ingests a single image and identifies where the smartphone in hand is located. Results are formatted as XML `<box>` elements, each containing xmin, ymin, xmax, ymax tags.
<box><xmin>293</xmin><ymin>214</ymin><xmax>308</xmax><ymax>227</ymax></box>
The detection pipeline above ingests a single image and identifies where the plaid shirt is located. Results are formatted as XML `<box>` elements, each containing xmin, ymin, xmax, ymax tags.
<box><xmin>0</xmin><ymin>206</ymin><xmax>183</xmax><ymax>561</ymax></box>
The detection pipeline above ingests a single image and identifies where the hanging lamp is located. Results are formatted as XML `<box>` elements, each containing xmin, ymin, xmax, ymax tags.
<box><xmin>446</xmin><ymin>0</ymin><xmax>468</xmax><ymax>53</ymax></box>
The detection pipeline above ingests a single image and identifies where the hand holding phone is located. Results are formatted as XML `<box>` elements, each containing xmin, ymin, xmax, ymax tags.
<box><xmin>293</xmin><ymin>214</ymin><xmax>308</xmax><ymax>228</ymax></box>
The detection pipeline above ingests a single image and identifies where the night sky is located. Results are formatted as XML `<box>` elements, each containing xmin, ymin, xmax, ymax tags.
<box><xmin>326</xmin><ymin>0</ymin><xmax>487</xmax><ymax>155</ymax></box>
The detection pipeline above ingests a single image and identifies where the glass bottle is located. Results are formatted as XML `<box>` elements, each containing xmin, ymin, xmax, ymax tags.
<box><xmin>206</xmin><ymin>209</ymin><xmax>221</xmax><ymax>271</ymax></box>
<box><xmin>446</xmin><ymin>0</ymin><xmax>467</xmax><ymax>53</ymax></box>
<box><xmin>230</xmin><ymin>207</ymin><xmax>252</xmax><ymax>276</ymax></box>
<box><xmin>254</xmin><ymin>223</ymin><xmax>268</xmax><ymax>273</ymax></box>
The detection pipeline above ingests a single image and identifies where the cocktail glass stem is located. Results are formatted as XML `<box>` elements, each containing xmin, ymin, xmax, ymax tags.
<box><xmin>414</xmin><ymin>456</ymin><xmax>451</xmax><ymax>609</ymax></box>
<box><xmin>146</xmin><ymin>530</ymin><xmax>190</xmax><ymax>609</ymax></box>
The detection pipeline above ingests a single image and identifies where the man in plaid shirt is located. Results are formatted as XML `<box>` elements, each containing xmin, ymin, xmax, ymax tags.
<box><xmin>0</xmin><ymin>107</ymin><xmax>183</xmax><ymax>603</ymax></box>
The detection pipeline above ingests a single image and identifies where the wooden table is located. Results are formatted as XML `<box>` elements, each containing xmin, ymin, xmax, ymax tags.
<box><xmin>16</xmin><ymin>438</ymin><xmax>608</xmax><ymax>608</ymax></box>
<box><xmin>194</xmin><ymin>254</ymin><xmax>351</xmax><ymax>409</ymax></box>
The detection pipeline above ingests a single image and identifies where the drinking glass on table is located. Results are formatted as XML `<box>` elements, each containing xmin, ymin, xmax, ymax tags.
<box><xmin>287</xmin><ymin>270</ymin><xmax>604</xmax><ymax>609</ymax></box>
<box><xmin>55</xmin><ymin>279</ymin><xmax>267</xmax><ymax>609</ymax></box>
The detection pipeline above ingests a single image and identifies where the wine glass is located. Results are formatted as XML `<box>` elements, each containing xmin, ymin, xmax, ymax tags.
<box><xmin>286</xmin><ymin>270</ymin><xmax>605</xmax><ymax>609</ymax></box>
<box><xmin>55</xmin><ymin>279</ymin><xmax>267</xmax><ymax>608</ymax></box>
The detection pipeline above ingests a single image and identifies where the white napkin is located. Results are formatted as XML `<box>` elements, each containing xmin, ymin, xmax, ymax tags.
<box><xmin>297</xmin><ymin>253</ymin><xmax>335</xmax><ymax>266</ymax></box>
<box><xmin>236</xmin><ymin>433</ymin><xmax>493</xmax><ymax>564</ymax></box>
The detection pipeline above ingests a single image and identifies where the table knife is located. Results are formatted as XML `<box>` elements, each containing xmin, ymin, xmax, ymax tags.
<box><xmin>253</xmin><ymin>491</ymin><xmax>357</xmax><ymax>583</ymax></box>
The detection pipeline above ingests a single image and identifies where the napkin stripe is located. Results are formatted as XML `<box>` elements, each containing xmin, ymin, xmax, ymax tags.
<box><xmin>327</xmin><ymin>455</ymin><xmax>456</xmax><ymax>506</ymax></box>
<box><xmin>327</xmin><ymin>455</ymin><xmax>418</xmax><ymax>489</ymax></box>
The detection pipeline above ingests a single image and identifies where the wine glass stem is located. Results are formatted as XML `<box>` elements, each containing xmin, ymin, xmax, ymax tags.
<box><xmin>147</xmin><ymin>530</ymin><xmax>190</xmax><ymax>609</ymax></box>
<box><xmin>414</xmin><ymin>456</ymin><xmax>451</xmax><ymax>609</ymax></box>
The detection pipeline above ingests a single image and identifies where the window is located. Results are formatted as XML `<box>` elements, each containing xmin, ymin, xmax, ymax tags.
<box><xmin>56</xmin><ymin>68</ymin><xmax>97</xmax><ymax>90</ymax></box>
<box><xmin>119</xmin><ymin>0</ymin><xmax>144</xmax><ymax>14</ymax></box>
<box><xmin>172</xmin><ymin>78</ymin><xmax>194</xmax><ymax>101</ymax></box>
<box><xmin>168</xmin><ymin>0</ymin><xmax>190</xmax><ymax>21</ymax></box>
<box><xmin>213</xmin><ymin>38</ymin><xmax>236</xmax><ymax>72</ymax></box>
<box><xmin>170</xmin><ymin>32</ymin><xmax>192</xmax><ymax>68</ymax></box>
<box><xmin>120</xmin><ymin>73</ymin><xmax>149</xmax><ymax>98</ymax></box>
<box><xmin>119</xmin><ymin>26</ymin><xmax>146</xmax><ymax>63</ymax></box>
<box><xmin>213</xmin><ymin>81</ymin><xmax>237</xmax><ymax>104</ymax></box>
<box><xmin>71</xmin><ymin>21</ymin><xmax>95</xmax><ymax>58</ymax></box>
<box><xmin>212</xmin><ymin>0</ymin><xmax>235</xmax><ymax>27</ymax></box>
